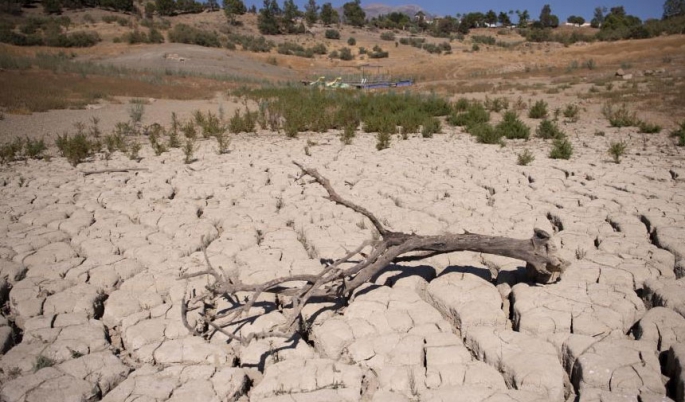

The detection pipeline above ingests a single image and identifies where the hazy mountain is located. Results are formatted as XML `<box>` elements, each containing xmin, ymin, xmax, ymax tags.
<box><xmin>361</xmin><ymin>3</ymin><xmax>433</xmax><ymax>19</ymax></box>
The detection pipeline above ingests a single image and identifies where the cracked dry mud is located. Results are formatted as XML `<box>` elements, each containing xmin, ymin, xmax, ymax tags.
<box><xmin>1</xmin><ymin>129</ymin><xmax>684</xmax><ymax>402</ymax></box>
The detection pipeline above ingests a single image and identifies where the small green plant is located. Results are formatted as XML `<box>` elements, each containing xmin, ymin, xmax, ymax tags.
<box><xmin>484</xmin><ymin>96</ymin><xmax>509</xmax><ymax>113</ymax></box>
<box><xmin>183</xmin><ymin>138</ymin><xmax>196</xmax><ymax>163</ymax></box>
<box><xmin>341</xmin><ymin>123</ymin><xmax>355</xmax><ymax>145</ymax></box>
<box><xmin>471</xmin><ymin>123</ymin><xmax>502</xmax><ymax>145</ymax></box>
<box><xmin>608</xmin><ymin>140</ymin><xmax>627</xmax><ymax>163</ymax></box>
<box><xmin>148</xmin><ymin>125</ymin><xmax>168</xmax><ymax>156</ymax></box>
<box><xmin>594</xmin><ymin>130</ymin><xmax>606</xmax><ymax>137</ymax></box>
<box><xmin>33</xmin><ymin>355</ymin><xmax>56</xmax><ymax>372</ymax></box>
<box><xmin>583</xmin><ymin>59</ymin><xmax>596</xmax><ymax>70</ymax></box>
<box><xmin>421</xmin><ymin>117</ymin><xmax>441</xmax><ymax>138</ymax></box>
<box><xmin>563</xmin><ymin>104</ymin><xmax>580</xmax><ymax>122</ymax></box>
<box><xmin>496</xmin><ymin>111</ymin><xmax>530</xmax><ymax>140</ymax></box>
<box><xmin>528</xmin><ymin>100</ymin><xmax>548</xmax><ymax>119</ymax></box>
<box><xmin>56</xmin><ymin>133</ymin><xmax>94</xmax><ymax>166</ymax></box>
<box><xmin>376</xmin><ymin>131</ymin><xmax>391</xmax><ymax>150</ymax></box>
<box><xmin>0</xmin><ymin>138</ymin><xmax>24</xmax><ymax>163</ymax></box>
<box><xmin>347</xmin><ymin>37</ymin><xmax>356</xmax><ymax>46</ymax></box>
<box><xmin>472</xmin><ymin>43</ymin><xmax>480</xmax><ymax>51</ymax></box>
<box><xmin>549</xmin><ymin>138</ymin><xmax>573</xmax><ymax>159</ymax></box>
<box><xmin>181</xmin><ymin>121</ymin><xmax>197</xmax><ymax>139</ymax></box>
<box><xmin>128</xmin><ymin>100</ymin><xmax>145</xmax><ymax>126</ymax></box>
<box><xmin>24</xmin><ymin>137</ymin><xmax>47</xmax><ymax>159</ymax></box>
<box><xmin>536</xmin><ymin>119</ymin><xmax>565</xmax><ymax>140</ymax></box>
<box><xmin>215</xmin><ymin>131</ymin><xmax>230</xmax><ymax>154</ymax></box>
<box><xmin>638</xmin><ymin>121</ymin><xmax>662</xmax><ymax>134</ymax></box>
<box><xmin>447</xmin><ymin>101</ymin><xmax>490</xmax><ymax>132</ymax></box>
<box><xmin>517</xmin><ymin>149</ymin><xmax>535</xmax><ymax>165</ymax></box>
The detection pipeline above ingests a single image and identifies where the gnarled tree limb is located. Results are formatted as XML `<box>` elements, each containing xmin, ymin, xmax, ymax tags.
<box><xmin>180</xmin><ymin>162</ymin><xmax>569</xmax><ymax>344</ymax></box>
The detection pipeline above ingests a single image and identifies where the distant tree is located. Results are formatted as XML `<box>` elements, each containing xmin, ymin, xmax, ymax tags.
<box><xmin>156</xmin><ymin>0</ymin><xmax>175</xmax><ymax>16</ymax></box>
<box><xmin>457</xmin><ymin>12</ymin><xmax>484</xmax><ymax>34</ymax></box>
<box><xmin>304</xmin><ymin>0</ymin><xmax>319</xmax><ymax>26</ymax></box>
<box><xmin>538</xmin><ymin>4</ymin><xmax>560</xmax><ymax>28</ymax></box>
<box><xmin>433</xmin><ymin>15</ymin><xmax>458</xmax><ymax>36</ymax></box>
<box><xmin>224</xmin><ymin>0</ymin><xmax>246</xmax><ymax>24</ymax></box>
<box><xmin>601</xmin><ymin>6</ymin><xmax>641</xmax><ymax>31</ymax></box>
<box><xmin>206</xmin><ymin>0</ymin><xmax>218</xmax><ymax>11</ymax></box>
<box><xmin>498</xmin><ymin>12</ymin><xmax>512</xmax><ymax>26</ymax></box>
<box><xmin>516</xmin><ymin>9</ymin><xmax>529</xmax><ymax>27</ymax></box>
<box><xmin>567</xmin><ymin>15</ymin><xmax>585</xmax><ymax>25</ymax></box>
<box><xmin>281</xmin><ymin>0</ymin><xmax>300</xmax><ymax>33</ymax></box>
<box><xmin>248</xmin><ymin>4</ymin><xmax>256</xmax><ymax>13</ymax></box>
<box><xmin>144</xmin><ymin>1</ymin><xmax>156</xmax><ymax>17</ymax></box>
<box><xmin>485</xmin><ymin>10</ymin><xmax>497</xmax><ymax>26</ymax></box>
<box><xmin>663</xmin><ymin>0</ymin><xmax>685</xmax><ymax>18</ymax></box>
<box><xmin>591</xmin><ymin>6</ymin><xmax>606</xmax><ymax>28</ymax></box>
<box><xmin>258</xmin><ymin>0</ymin><xmax>281</xmax><ymax>34</ymax></box>
<box><xmin>320</xmin><ymin>2</ymin><xmax>338</xmax><ymax>25</ymax></box>
<box><xmin>343</xmin><ymin>0</ymin><xmax>365</xmax><ymax>27</ymax></box>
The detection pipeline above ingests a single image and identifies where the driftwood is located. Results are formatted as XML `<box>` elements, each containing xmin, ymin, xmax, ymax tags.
<box><xmin>82</xmin><ymin>168</ymin><xmax>149</xmax><ymax>176</ymax></box>
<box><xmin>180</xmin><ymin>161</ymin><xmax>569</xmax><ymax>344</ymax></box>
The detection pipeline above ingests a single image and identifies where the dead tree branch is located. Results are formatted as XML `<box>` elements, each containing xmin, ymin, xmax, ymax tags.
<box><xmin>180</xmin><ymin>162</ymin><xmax>569</xmax><ymax>344</ymax></box>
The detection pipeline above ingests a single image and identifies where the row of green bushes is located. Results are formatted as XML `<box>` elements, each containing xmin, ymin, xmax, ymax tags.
<box><xmin>0</xmin><ymin>18</ymin><xmax>100</xmax><ymax>47</ymax></box>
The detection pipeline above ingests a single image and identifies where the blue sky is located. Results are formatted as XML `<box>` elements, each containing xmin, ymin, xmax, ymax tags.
<box><xmin>241</xmin><ymin>1</ymin><xmax>664</xmax><ymax>22</ymax></box>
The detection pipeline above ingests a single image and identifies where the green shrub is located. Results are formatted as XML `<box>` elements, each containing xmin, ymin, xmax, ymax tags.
<box><xmin>168</xmin><ymin>24</ymin><xmax>220</xmax><ymax>47</ymax></box>
<box><xmin>453</xmin><ymin>97</ymin><xmax>470</xmax><ymax>112</ymax></box>
<box><xmin>24</xmin><ymin>138</ymin><xmax>47</xmax><ymax>159</ymax></box>
<box><xmin>496</xmin><ymin>111</ymin><xmax>530</xmax><ymax>140</ymax></box>
<box><xmin>380</xmin><ymin>31</ymin><xmax>395</xmax><ymax>41</ymax></box>
<box><xmin>0</xmin><ymin>138</ymin><xmax>24</xmax><ymax>164</ymax></box>
<box><xmin>536</xmin><ymin>119</ymin><xmax>565</xmax><ymax>140</ymax></box>
<box><xmin>124</xmin><ymin>29</ymin><xmax>148</xmax><ymax>44</ymax></box>
<box><xmin>376</xmin><ymin>131</ymin><xmax>391</xmax><ymax>150</ymax></box>
<box><xmin>608</xmin><ymin>140</ymin><xmax>627</xmax><ymax>163</ymax></box>
<box><xmin>339</xmin><ymin>47</ymin><xmax>354</xmax><ymax>60</ymax></box>
<box><xmin>56</xmin><ymin>133</ymin><xmax>95</xmax><ymax>166</ymax></box>
<box><xmin>563</xmin><ymin>103</ymin><xmax>580</xmax><ymax>122</ymax></box>
<box><xmin>183</xmin><ymin>138</ymin><xmax>195</xmax><ymax>164</ymax></box>
<box><xmin>602</xmin><ymin>103</ymin><xmax>638</xmax><ymax>127</ymax></box>
<box><xmin>104</xmin><ymin>132</ymin><xmax>127</xmax><ymax>154</ymax></box>
<box><xmin>421</xmin><ymin>117</ymin><xmax>441</xmax><ymax>138</ymax></box>
<box><xmin>341</xmin><ymin>123</ymin><xmax>355</xmax><ymax>145</ymax></box>
<box><xmin>528</xmin><ymin>100</ymin><xmax>548</xmax><ymax>119</ymax></box>
<box><xmin>148</xmin><ymin>28</ymin><xmax>164</xmax><ymax>43</ymax></box>
<box><xmin>447</xmin><ymin>101</ymin><xmax>490</xmax><ymax>132</ymax></box>
<box><xmin>549</xmin><ymin>138</ymin><xmax>573</xmax><ymax>159</ymax></box>
<box><xmin>325</xmin><ymin>29</ymin><xmax>340</xmax><ymax>39</ymax></box>
<box><xmin>347</xmin><ymin>37</ymin><xmax>356</xmax><ymax>46</ymax></box>
<box><xmin>471</xmin><ymin>123</ymin><xmax>502</xmax><ymax>145</ymax></box>
<box><xmin>517</xmin><ymin>149</ymin><xmax>535</xmax><ymax>165</ymax></box>
<box><xmin>472</xmin><ymin>43</ymin><xmax>480</xmax><ymax>51</ymax></box>
<box><xmin>369</xmin><ymin>44</ymin><xmax>389</xmax><ymax>58</ymax></box>
<box><xmin>638</xmin><ymin>121</ymin><xmax>661</xmax><ymax>134</ymax></box>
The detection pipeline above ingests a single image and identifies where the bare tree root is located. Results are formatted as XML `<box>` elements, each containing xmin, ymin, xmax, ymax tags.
<box><xmin>180</xmin><ymin>161</ymin><xmax>570</xmax><ymax>344</ymax></box>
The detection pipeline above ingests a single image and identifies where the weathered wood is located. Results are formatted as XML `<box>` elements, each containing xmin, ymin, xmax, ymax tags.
<box><xmin>180</xmin><ymin>162</ymin><xmax>569</xmax><ymax>344</ymax></box>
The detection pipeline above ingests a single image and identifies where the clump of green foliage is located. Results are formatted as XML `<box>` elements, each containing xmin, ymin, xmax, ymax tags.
<box><xmin>56</xmin><ymin>132</ymin><xmax>98</xmax><ymax>166</ymax></box>
<box><xmin>447</xmin><ymin>101</ymin><xmax>490</xmax><ymax>132</ymax></box>
<box><xmin>1</xmin><ymin>137</ymin><xmax>47</xmax><ymax>163</ymax></box>
<box><xmin>495</xmin><ymin>111</ymin><xmax>530</xmax><ymax>140</ymax></box>
<box><xmin>549</xmin><ymin>138</ymin><xmax>573</xmax><ymax>159</ymax></box>
<box><xmin>471</xmin><ymin>123</ymin><xmax>502</xmax><ymax>145</ymax></box>
<box><xmin>421</xmin><ymin>117</ymin><xmax>441</xmax><ymax>138</ymax></box>
<box><xmin>33</xmin><ymin>355</ymin><xmax>56</xmax><ymax>372</ymax></box>
<box><xmin>517</xmin><ymin>149</ymin><xmax>535</xmax><ymax>165</ymax></box>
<box><xmin>608</xmin><ymin>140</ymin><xmax>627</xmax><ymax>163</ymax></box>
<box><xmin>484</xmin><ymin>96</ymin><xmax>509</xmax><ymax>113</ymax></box>
<box><xmin>528</xmin><ymin>100</ymin><xmax>548</xmax><ymax>119</ymax></box>
<box><xmin>536</xmin><ymin>119</ymin><xmax>566</xmax><ymax>140</ymax></box>
<box><xmin>563</xmin><ymin>104</ymin><xmax>580</xmax><ymax>122</ymax></box>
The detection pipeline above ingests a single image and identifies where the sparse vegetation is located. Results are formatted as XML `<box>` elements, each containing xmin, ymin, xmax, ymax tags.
<box><xmin>495</xmin><ymin>111</ymin><xmax>530</xmax><ymax>140</ymax></box>
<box><xmin>638</xmin><ymin>121</ymin><xmax>662</xmax><ymax>134</ymax></box>
<box><xmin>33</xmin><ymin>355</ymin><xmax>56</xmax><ymax>372</ymax></box>
<box><xmin>528</xmin><ymin>100</ymin><xmax>548</xmax><ymax>119</ymax></box>
<box><xmin>563</xmin><ymin>104</ymin><xmax>580</xmax><ymax>122</ymax></box>
<box><xmin>517</xmin><ymin>149</ymin><xmax>535</xmax><ymax>165</ymax></box>
<box><xmin>536</xmin><ymin>120</ymin><xmax>565</xmax><ymax>140</ymax></box>
<box><xmin>608</xmin><ymin>140</ymin><xmax>628</xmax><ymax>163</ymax></box>
<box><xmin>549</xmin><ymin>138</ymin><xmax>573</xmax><ymax>159</ymax></box>
<box><xmin>602</xmin><ymin>103</ymin><xmax>638</xmax><ymax>127</ymax></box>
<box><xmin>671</xmin><ymin>121</ymin><xmax>685</xmax><ymax>146</ymax></box>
